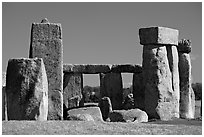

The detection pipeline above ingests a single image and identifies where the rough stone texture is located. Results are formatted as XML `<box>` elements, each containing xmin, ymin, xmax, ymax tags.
<box><xmin>178</xmin><ymin>39</ymin><xmax>192</xmax><ymax>53</ymax></box>
<box><xmin>63</xmin><ymin>64</ymin><xmax>111</xmax><ymax>74</ymax></box>
<box><xmin>98</xmin><ymin>97</ymin><xmax>112</xmax><ymax>121</ymax></box>
<box><xmin>65</xmin><ymin>106</ymin><xmax>103</xmax><ymax>121</ymax></box>
<box><xmin>111</xmin><ymin>64</ymin><xmax>142</xmax><ymax>73</ymax></box>
<box><xmin>29</xmin><ymin>19</ymin><xmax>63</xmax><ymax>120</ymax></box>
<box><xmin>142</xmin><ymin>45</ymin><xmax>175</xmax><ymax>120</ymax></box>
<box><xmin>63</xmin><ymin>73</ymin><xmax>83</xmax><ymax>110</ymax></box>
<box><xmin>109</xmin><ymin>109</ymin><xmax>148</xmax><ymax>123</ymax></box>
<box><xmin>133</xmin><ymin>72</ymin><xmax>145</xmax><ymax>111</ymax></box>
<box><xmin>67</xmin><ymin>113</ymin><xmax>94</xmax><ymax>121</ymax></box>
<box><xmin>179</xmin><ymin>53</ymin><xmax>195</xmax><ymax>119</ymax></box>
<box><xmin>6</xmin><ymin>58</ymin><xmax>48</xmax><ymax>120</ymax></box>
<box><xmin>139</xmin><ymin>27</ymin><xmax>178</xmax><ymax>45</ymax></box>
<box><xmin>100</xmin><ymin>73</ymin><xmax>123</xmax><ymax>110</ymax></box>
<box><xmin>166</xmin><ymin>45</ymin><xmax>180</xmax><ymax>118</ymax></box>
<box><xmin>122</xmin><ymin>93</ymin><xmax>135</xmax><ymax>110</ymax></box>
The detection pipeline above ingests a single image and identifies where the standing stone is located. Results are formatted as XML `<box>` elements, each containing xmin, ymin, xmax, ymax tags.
<box><xmin>166</xmin><ymin>45</ymin><xmax>180</xmax><ymax>118</ymax></box>
<box><xmin>100</xmin><ymin>73</ymin><xmax>123</xmax><ymax>110</ymax></box>
<box><xmin>6</xmin><ymin>58</ymin><xmax>48</xmax><ymax>120</ymax></box>
<box><xmin>178</xmin><ymin>39</ymin><xmax>195</xmax><ymax>119</ymax></box>
<box><xmin>98</xmin><ymin>97</ymin><xmax>112</xmax><ymax>121</ymax></box>
<box><xmin>133</xmin><ymin>72</ymin><xmax>145</xmax><ymax>111</ymax></box>
<box><xmin>63</xmin><ymin>73</ymin><xmax>83</xmax><ymax>110</ymax></box>
<box><xmin>29</xmin><ymin>19</ymin><xmax>63</xmax><ymax>120</ymax></box>
<box><xmin>139</xmin><ymin>27</ymin><xmax>179</xmax><ymax>120</ymax></box>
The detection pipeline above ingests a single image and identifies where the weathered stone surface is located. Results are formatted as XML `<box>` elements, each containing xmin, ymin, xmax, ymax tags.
<box><xmin>122</xmin><ymin>93</ymin><xmax>135</xmax><ymax>110</ymax></box>
<box><xmin>63</xmin><ymin>64</ymin><xmax>111</xmax><ymax>74</ymax></box>
<box><xmin>100</xmin><ymin>73</ymin><xmax>123</xmax><ymax>110</ymax></box>
<box><xmin>142</xmin><ymin>45</ymin><xmax>175</xmax><ymax>120</ymax></box>
<box><xmin>29</xmin><ymin>19</ymin><xmax>63</xmax><ymax>120</ymax></box>
<box><xmin>166</xmin><ymin>45</ymin><xmax>180</xmax><ymax>118</ymax></box>
<box><xmin>6</xmin><ymin>58</ymin><xmax>48</xmax><ymax>120</ymax></box>
<box><xmin>109</xmin><ymin>109</ymin><xmax>148</xmax><ymax>123</ymax></box>
<box><xmin>179</xmin><ymin>53</ymin><xmax>195</xmax><ymax>119</ymax></box>
<box><xmin>111</xmin><ymin>64</ymin><xmax>142</xmax><ymax>73</ymax></box>
<box><xmin>63</xmin><ymin>73</ymin><xmax>83</xmax><ymax>110</ymax></box>
<box><xmin>178</xmin><ymin>39</ymin><xmax>192</xmax><ymax>53</ymax></box>
<box><xmin>67</xmin><ymin>113</ymin><xmax>94</xmax><ymax>121</ymax></box>
<box><xmin>65</xmin><ymin>106</ymin><xmax>103</xmax><ymax>121</ymax></box>
<box><xmin>133</xmin><ymin>72</ymin><xmax>145</xmax><ymax>111</ymax></box>
<box><xmin>98</xmin><ymin>97</ymin><xmax>112</xmax><ymax>121</ymax></box>
<box><xmin>139</xmin><ymin>27</ymin><xmax>178</xmax><ymax>45</ymax></box>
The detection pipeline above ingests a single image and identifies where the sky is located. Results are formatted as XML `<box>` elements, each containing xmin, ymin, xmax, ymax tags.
<box><xmin>2</xmin><ymin>2</ymin><xmax>202</xmax><ymax>87</ymax></box>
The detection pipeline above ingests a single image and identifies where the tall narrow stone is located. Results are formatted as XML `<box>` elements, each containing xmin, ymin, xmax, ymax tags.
<box><xmin>63</xmin><ymin>73</ymin><xmax>83</xmax><ymax>110</ymax></box>
<box><xmin>132</xmin><ymin>72</ymin><xmax>145</xmax><ymax>111</ymax></box>
<box><xmin>6</xmin><ymin>58</ymin><xmax>48</xmax><ymax>120</ymax></box>
<box><xmin>100</xmin><ymin>73</ymin><xmax>123</xmax><ymax>110</ymax></box>
<box><xmin>29</xmin><ymin>19</ymin><xmax>63</xmax><ymax>120</ymax></box>
<box><xmin>178</xmin><ymin>39</ymin><xmax>195</xmax><ymax>119</ymax></box>
<box><xmin>139</xmin><ymin>27</ymin><xmax>179</xmax><ymax>120</ymax></box>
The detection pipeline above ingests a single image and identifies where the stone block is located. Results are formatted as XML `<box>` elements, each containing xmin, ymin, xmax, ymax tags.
<box><xmin>98</xmin><ymin>97</ymin><xmax>112</xmax><ymax>121</ymax></box>
<box><xmin>142</xmin><ymin>45</ymin><xmax>175</xmax><ymax>120</ymax></box>
<box><xmin>100</xmin><ymin>73</ymin><xmax>123</xmax><ymax>110</ymax></box>
<box><xmin>63</xmin><ymin>73</ymin><xmax>83</xmax><ymax>110</ymax></box>
<box><xmin>139</xmin><ymin>27</ymin><xmax>178</xmax><ymax>45</ymax></box>
<box><xmin>65</xmin><ymin>106</ymin><xmax>103</xmax><ymax>122</ymax></box>
<box><xmin>6</xmin><ymin>58</ymin><xmax>48</xmax><ymax>120</ymax></box>
<box><xmin>109</xmin><ymin>109</ymin><xmax>148</xmax><ymax>123</ymax></box>
<box><xmin>111</xmin><ymin>64</ymin><xmax>142</xmax><ymax>73</ymax></box>
<box><xmin>29</xmin><ymin>19</ymin><xmax>63</xmax><ymax>120</ymax></box>
<box><xmin>63</xmin><ymin>64</ymin><xmax>111</xmax><ymax>74</ymax></box>
<box><xmin>179</xmin><ymin>53</ymin><xmax>195</xmax><ymax>119</ymax></box>
<box><xmin>133</xmin><ymin>72</ymin><xmax>145</xmax><ymax>111</ymax></box>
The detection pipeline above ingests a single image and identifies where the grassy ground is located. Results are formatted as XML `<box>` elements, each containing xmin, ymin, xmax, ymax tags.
<box><xmin>2</xmin><ymin>101</ymin><xmax>202</xmax><ymax>135</ymax></box>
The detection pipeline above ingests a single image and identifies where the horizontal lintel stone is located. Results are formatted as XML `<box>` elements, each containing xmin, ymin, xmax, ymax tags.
<box><xmin>111</xmin><ymin>64</ymin><xmax>142</xmax><ymax>73</ymax></box>
<box><xmin>63</xmin><ymin>64</ymin><xmax>111</xmax><ymax>74</ymax></box>
<box><xmin>139</xmin><ymin>26</ymin><xmax>178</xmax><ymax>45</ymax></box>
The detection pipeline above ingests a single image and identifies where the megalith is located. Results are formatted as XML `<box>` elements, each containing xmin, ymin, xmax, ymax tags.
<box><xmin>29</xmin><ymin>18</ymin><xmax>63</xmax><ymax>120</ymax></box>
<box><xmin>6</xmin><ymin>58</ymin><xmax>48</xmax><ymax>120</ymax></box>
<box><xmin>100</xmin><ymin>73</ymin><xmax>123</xmax><ymax>110</ymax></box>
<box><xmin>178</xmin><ymin>39</ymin><xmax>195</xmax><ymax>119</ymax></box>
<box><xmin>132</xmin><ymin>72</ymin><xmax>145</xmax><ymax>111</ymax></box>
<box><xmin>63</xmin><ymin>73</ymin><xmax>83</xmax><ymax>110</ymax></box>
<box><xmin>139</xmin><ymin>27</ymin><xmax>179</xmax><ymax>120</ymax></box>
<box><xmin>2</xmin><ymin>72</ymin><xmax>7</xmax><ymax>120</ymax></box>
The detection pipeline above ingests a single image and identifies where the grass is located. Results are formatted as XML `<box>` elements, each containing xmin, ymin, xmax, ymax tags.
<box><xmin>2</xmin><ymin>101</ymin><xmax>202</xmax><ymax>135</ymax></box>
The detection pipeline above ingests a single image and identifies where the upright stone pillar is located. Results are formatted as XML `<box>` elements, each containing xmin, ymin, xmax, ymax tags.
<box><xmin>178</xmin><ymin>39</ymin><xmax>195</xmax><ymax>119</ymax></box>
<box><xmin>29</xmin><ymin>18</ymin><xmax>63</xmax><ymax>120</ymax></box>
<box><xmin>133</xmin><ymin>72</ymin><xmax>145</xmax><ymax>111</ymax></box>
<box><xmin>139</xmin><ymin>27</ymin><xmax>179</xmax><ymax>120</ymax></box>
<box><xmin>63</xmin><ymin>73</ymin><xmax>83</xmax><ymax>109</ymax></box>
<box><xmin>100</xmin><ymin>73</ymin><xmax>123</xmax><ymax>110</ymax></box>
<box><xmin>6</xmin><ymin>58</ymin><xmax>48</xmax><ymax>120</ymax></box>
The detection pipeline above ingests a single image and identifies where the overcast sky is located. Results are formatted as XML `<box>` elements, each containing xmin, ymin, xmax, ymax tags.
<box><xmin>2</xmin><ymin>2</ymin><xmax>202</xmax><ymax>87</ymax></box>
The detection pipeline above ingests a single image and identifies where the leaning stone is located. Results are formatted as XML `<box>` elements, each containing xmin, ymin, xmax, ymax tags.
<box><xmin>178</xmin><ymin>39</ymin><xmax>192</xmax><ymax>53</ymax></box>
<box><xmin>109</xmin><ymin>109</ymin><xmax>148</xmax><ymax>123</ymax></box>
<box><xmin>100</xmin><ymin>73</ymin><xmax>123</xmax><ymax>110</ymax></box>
<box><xmin>63</xmin><ymin>73</ymin><xmax>83</xmax><ymax>110</ymax></box>
<box><xmin>29</xmin><ymin>19</ymin><xmax>63</xmax><ymax>120</ymax></box>
<box><xmin>110</xmin><ymin>64</ymin><xmax>142</xmax><ymax>73</ymax></box>
<box><xmin>133</xmin><ymin>72</ymin><xmax>145</xmax><ymax>111</ymax></box>
<box><xmin>139</xmin><ymin>26</ymin><xmax>178</xmax><ymax>45</ymax></box>
<box><xmin>6</xmin><ymin>58</ymin><xmax>48</xmax><ymax>120</ymax></box>
<box><xmin>63</xmin><ymin>64</ymin><xmax>111</xmax><ymax>74</ymax></box>
<box><xmin>179</xmin><ymin>53</ymin><xmax>195</xmax><ymax>119</ymax></box>
<box><xmin>65</xmin><ymin>106</ymin><xmax>103</xmax><ymax>122</ymax></box>
<box><xmin>98</xmin><ymin>97</ymin><xmax>112</xmax><ymax>121</ymax></box>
